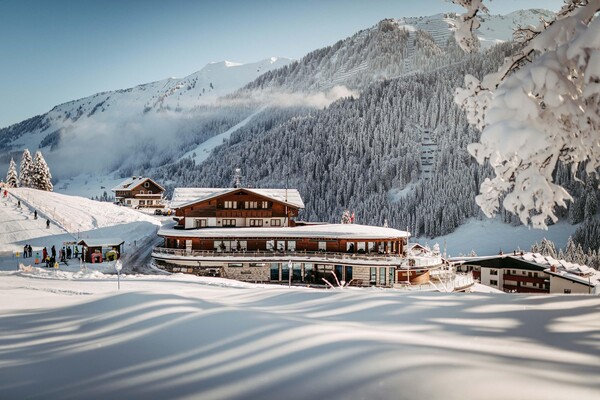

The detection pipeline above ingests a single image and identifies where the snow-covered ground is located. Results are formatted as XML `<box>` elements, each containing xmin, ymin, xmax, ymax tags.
<box><xmin>417</xmin><ymin>217</ymin><xmax>578</xmax><ymax>257</ymax></box>
<box><xmin>0</xmin><ymin>188</ymin><xmax>162</xmax><ymax>271</ymax></box>
<box><xmin>1</xmin><ymin>270</ymin><xmax>599</xmax><ymax>400</ymax></box>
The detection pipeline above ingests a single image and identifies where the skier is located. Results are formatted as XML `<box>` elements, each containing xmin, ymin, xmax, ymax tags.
<box><xmin>23</xmin><ymin>245</ymin><xmax>27</xmax><ymax>258</ymax></box>
<box><xmin>28</xmin><ymin>244</ymin><xmax>32</xmax><ymax>257</ymax></box>
<box><xmin>42</xmin><ymin>247</ymin><xmax>47</xmax><ymax>261</ymax></box>
<box><xmin>17</xmin><ymin>199</ymin><xmax>21</xmax><ymax>208</ymax></box>
<box><xmin>46</xmin><ymin>219</ymin><xmax>50</xmax><ymax>229</ymax></box>
<box><xmin>34</xmin><ymin>210</ymin><xmax>37</xmax><ymax>219</ymax></box>
<box><xmin>3</xmin><ymin>189</ymin><xmax>7</xmax><ymax>198</ymax></box>
<box><xmin>66</xmin><ymin>246</ymin><xmax>71</xmax><ymax>259</ymax></box>
<box><xmin>74</xmin><ymin>246</ymin><xmax>79</xmax><ymax>259</ymax></box>
<box><xmin>51</xmin><ymin>245</ymin><xmax>56</xmax><ymax>259</ymax></box>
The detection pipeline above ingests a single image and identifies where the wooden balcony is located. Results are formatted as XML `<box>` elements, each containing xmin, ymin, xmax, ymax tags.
<box><xmin>503</xmin><ymin>273</ymin><xmax>548</xmax><ymax>285</ymax></box>
<box><xmin>152</xmin><ymin>246</ymin><xmax>405</xmax><ymax>267</ymax></box>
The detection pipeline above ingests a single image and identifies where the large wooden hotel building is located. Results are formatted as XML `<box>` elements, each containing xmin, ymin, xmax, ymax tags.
<box><xmin>152</xmin><ymin>187</ymin><xmax>443</xmax><ymax>287</ymax></box>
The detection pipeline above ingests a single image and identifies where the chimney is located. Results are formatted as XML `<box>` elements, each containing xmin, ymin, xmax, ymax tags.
<box><xmin>132</xmin><ymin>176</ymin><xmax>137</xmax><ymax>180</ymax></box>
<box><xmin>551</xmin><ymin>265</ymin><xmax>557</xmax><ymax>272</ymax></box>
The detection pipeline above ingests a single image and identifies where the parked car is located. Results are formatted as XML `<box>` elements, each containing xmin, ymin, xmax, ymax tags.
<box><xmin>154</xmin><ymin>209</ymin><xmax>163</xmax><ymax>215</ymax></box>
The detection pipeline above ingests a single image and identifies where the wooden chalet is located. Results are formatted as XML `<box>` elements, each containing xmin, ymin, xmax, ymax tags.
<box><xmin>112</xmin><ymin>176</ymin><xmax>165</xmax><ymax>209</ymax></box>
<box><xmin>152</xmin><ymin>187</ymin><xmax>452</xmax><ymax>288</ymax></box>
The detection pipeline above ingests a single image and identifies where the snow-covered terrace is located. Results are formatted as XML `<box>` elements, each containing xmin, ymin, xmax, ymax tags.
<box><xmin>157</xmin><ymin>223</ymin><xmax>410</xmax><ymax>240</ymax></box>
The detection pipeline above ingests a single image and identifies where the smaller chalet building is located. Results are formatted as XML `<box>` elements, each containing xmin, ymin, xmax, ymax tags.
<box><xmin>112</xmin><ymin>176</ymin><xmax>165</xmax><ymax>209</ymax></box>
<box><xmin>454</xmin><ymin>252</ymin><xmax>600</xmax><ymax>294</ymax></box>
<box><xmin>152</xmin><ymin>187</ymin><xmax>442</xmax><ymax>287</ymax></box>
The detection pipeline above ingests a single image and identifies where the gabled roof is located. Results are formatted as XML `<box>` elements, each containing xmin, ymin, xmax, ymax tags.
<box><xmin>78</xmin><ymin>238</ymin><xmax>125</xmax><ymax>247</ymax></box>
<box><xmin>112</xmin><ymin>176</ymin><xmax>165</xmax><ymax>192</ymax></box>
<box><xmin>170</xmin><ymin>187</ymin><xmax>305</xmax><ymax>210</ymax></box>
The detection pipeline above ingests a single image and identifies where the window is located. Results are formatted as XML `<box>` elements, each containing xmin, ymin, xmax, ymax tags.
<box><xmin>490</xmin><ymin>280</ymin><xmax>498</xmax><ymax>286</ymax></box>
<box><xmin>261</xmin><ymin>201</ymin><xmax>269</xmax><ymax>209</ymax></box>
<box><xmin>379</xmin><ymin>268</ymin><xmax>386</xmax><ymax>285</ymax></box>
<box><xmin>270</xmin><ymin>263</ymin><xmax>280</xmax><ymax>280</ymax></box>
<box><xmin>271</xmin><ymin>219</ymin><xmax>281</xmax><ymax>227</ymax></box>
<box><xmin>318</xmin><ymin>241</ymin><xmax>327</xmax><ymax>251</ymax></box>
<box><xmin>564</xmin><ymin>289</ymin><xmax>572</xmax><ymax>294</ymax></box>
<box><xmin>147</xmin><ymin>200</ymin><xmax>153</xmax><ymax>205</ymax></box>
<box><xmin>267</xmin><ymin>240</ymin><xmax>275</xmax><ymax>251</ymax></box>
<box><xmin>228</xmin><ymin>263</ymin><xmax>243</xmax><ymax>268</ymax></box>
<box><xmin>249</xmin><ymin>263</ymin><xmax>266</xmax><ymax>267</ymax></box>
<box><xmin>126</xmin><ymin>199</ymin><xmax>131</xmax><ymax>204</ymax></box>
<box><xmin>490</xmin><ymin>269</ymin><xmax>498</xmax><ymax>276</ymax></box>
<box><xmin>222</xmin><ymin>219</ymin><xmax>236</xmax><ymax>227</ymax></box>
<box><xmin>195</xmin><ymin>219</ymin><xmax>207</xmax><ymax>228</ymax></box>
<box><xmin>287</xmin><ymin>241</ymin><xmax>296</xmax><ymax>251</ymax></box>
<box><xmin>370</xmin><ymin>267</ymin><xmax>376</xmax><ymax>283</ymax></box>
<box><xmin>144</xmin><ymin>182</ymin><xmax>150</xmax><ymax>188</ymax></box>
<box><xmin>139</xmin><ymin>200</ymin><xmax>145</xmax><ymax>205</ymax></box>
<box><xmin>245</xmin><ymin>201</ymin><xmax>258</xmax><ymax>209</ymax></box>
<box><xmin>224</xmin><ymin>201</ymin><xmax>237</xmax><ymax>209</ymax></box>
<box><xmin>249</xmin><ymin>219</ymin><xmax>263</xmax><ymax>227</ymax></box>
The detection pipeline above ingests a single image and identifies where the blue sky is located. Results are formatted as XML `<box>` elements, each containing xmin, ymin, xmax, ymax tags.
<box><xmin>0</xmin><ymin>0</ymin><xmax>564</xmax><ymax>128</ymax></box>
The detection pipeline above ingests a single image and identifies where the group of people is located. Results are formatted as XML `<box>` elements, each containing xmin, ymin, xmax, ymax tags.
<box><xmin>22</xmin><ymin>244</ymin><xmax>33</xmax><ymax>258</ymax></box>
<box><xmin>39</xmin><ymin>245</ymin><xmax>81</xmax><ymax>268</ymax></box>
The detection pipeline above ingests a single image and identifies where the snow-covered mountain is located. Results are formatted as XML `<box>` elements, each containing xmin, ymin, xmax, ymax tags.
<box><xmin>0</xmin><ymin>57</ymin><xmax>291</xmax><ymax>178</ymax></box>
<box><xmin>0</xmin><ymin>10</ymin><xmax>554</xmax><ymax>190</ymax></box>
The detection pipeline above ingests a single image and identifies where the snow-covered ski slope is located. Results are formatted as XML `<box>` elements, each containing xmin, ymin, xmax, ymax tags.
<box><xmin>180</xmin><ymin>106</ymin><xmax>267</xmax><ymax>164</ymax></box>
<box><xmin>0</xmin><ymin>271</ymin><xmax>599</xmax><ymax>400</ymax></box>
<box><xmin>397</xmin><ymin>9</ymin><xmax>554</xmax><ymax>50</ymax></box>
<box><xmin>0</xmin><ymin>189</ymin><xmax>161</xmax><ymax>269</ymax></box>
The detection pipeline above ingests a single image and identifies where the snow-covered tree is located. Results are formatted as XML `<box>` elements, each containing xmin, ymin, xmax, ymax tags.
<box><xmin>5</xmin><ymin>158</ymin><xmax>19</xmax><ymax>188</ymax></box>
<box><xmin>30</xmin><ymin>151</ymin><xmax>53</xmax><ymax>191</ymax></box>
<box><xmin>453</xmin><ymin>0</ymin><xmax>600</xmax><ymax>229</ymax></box>
<box><xmin>19</xmin><ymin>149</ymin><xmax>33</xmax><ymax>188</ymax></box>
<box><xmin>341</xmin><ymin>210</ymin><xmax>351</xmax><ymax>224</ymax></box>
<box><xmin>539</xmin><ymin>238</ymin><xmax>558</xmax><ymax>258</ymax></box>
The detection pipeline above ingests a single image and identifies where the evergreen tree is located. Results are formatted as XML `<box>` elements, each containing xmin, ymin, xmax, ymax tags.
<box><xmin>5</xmin><ymin>158</ymin><xmax>19</xmax><ymax>188</ymax></box>
<box><xmin>564</xmin><ymin>236</ymin><xmax>578</xmax><ymax>263</ymax></box>
<box><xmin>19</xmin><ymin>149</ymin><xmax>33</xmax><ymax>188</ymax></box>
<box><xmin>538</xmin><ymin>238</ymin><xmax>557</xmax><ymax>258</ymax></box>
<box><xmin>30</xmin><ymin>151</ymin><xmax>53</xmax><ymax>191</ymax></box>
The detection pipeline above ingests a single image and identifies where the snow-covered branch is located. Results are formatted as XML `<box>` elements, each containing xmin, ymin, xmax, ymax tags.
<box><xmin>454</xmin><ymin>0</ymin><xmax>600</xmax><ymax>229</ymax></box>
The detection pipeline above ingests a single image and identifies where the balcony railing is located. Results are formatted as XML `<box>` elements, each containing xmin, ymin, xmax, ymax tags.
<box><xmin>152</xmin><ymin>246</ymin><xmax>446</xmax><ymax>268</ymax></box>
<box><xmin>152</xmin><ymin>246</ymin><xmax>407</xmax><ymax>266</ymax></box>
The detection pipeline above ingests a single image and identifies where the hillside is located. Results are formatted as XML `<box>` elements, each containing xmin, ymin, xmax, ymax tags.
<box><xmin>0</xmin><ymin>58</ymin><xmax>291</xmax><ymax>179</ymax></box>
<box><xmin>0</xmin><ymin>10</ymin><xmax>552</xmax><ymax>185</ymax></box>
<box><xmin>0</xmin><ymin>188</ymin><xmax>161</xmax><ymax>272</ymax></box>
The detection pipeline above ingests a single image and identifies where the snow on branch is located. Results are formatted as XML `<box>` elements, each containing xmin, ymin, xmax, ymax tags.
<box><xmin>454</xmin><ymin>0</ymin><xmax>600</xmax><ymax>229</ymax></box>
<box><xmin>450</xmin><ymin>0</ymin><xmax>489</xmax><ymax>53</ymax></box>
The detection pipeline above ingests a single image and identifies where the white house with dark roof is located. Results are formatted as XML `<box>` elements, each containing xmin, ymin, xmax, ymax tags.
<box><xmin>453</xmin><ymin>252</ymin><xmax>599</xmax><ymax>294</ymax></box>
<box><xmin>112</xmin><ymin>176</ymin><xmax>165</xmax><ymax>209</ymax></box>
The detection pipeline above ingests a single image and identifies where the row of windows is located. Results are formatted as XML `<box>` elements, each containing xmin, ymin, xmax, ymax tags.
<box><xmin>223</xmin><ymin>201</ymin><xmax>270</xmax><ymax>209</ymax></box>
<box><xmin>195</xmin><ymin>218</ymin><xmax>282</xmax><ymax>228</ymax></box>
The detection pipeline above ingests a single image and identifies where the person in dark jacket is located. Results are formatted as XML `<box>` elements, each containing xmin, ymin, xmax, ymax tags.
<box><xmin>46</xmin><ymin>219</ymin><xmax>50</xmax><ymax>229</ymax></box>
<box><xmin>51</xmin><ymin>245</ymin><xmax>56</xmax><ymax>259</ymax></box>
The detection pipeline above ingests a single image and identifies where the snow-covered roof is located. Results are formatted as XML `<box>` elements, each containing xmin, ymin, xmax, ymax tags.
<box><xmin>78</xmin><ymin>238</ymin><xmax>124</xmax><ymax>247</ymax></box>
<box><xmin>545</xmin><ymin>267</ymin><xmax>600</xmax><ymax>288</ymax></box>
<box><xmin>158</xmin><ymin>223</ymin><xmax>409</xmax><ymax>240</ymax></box>
<box><xmin>112</xmin><ymin>176</ymin><xmax>165</xmax><ymax>192</ymax></box>
<box><xmin>170</xmin><ymin>187</ymin><xmax>305</xmax><ymax>210</ymax></box>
